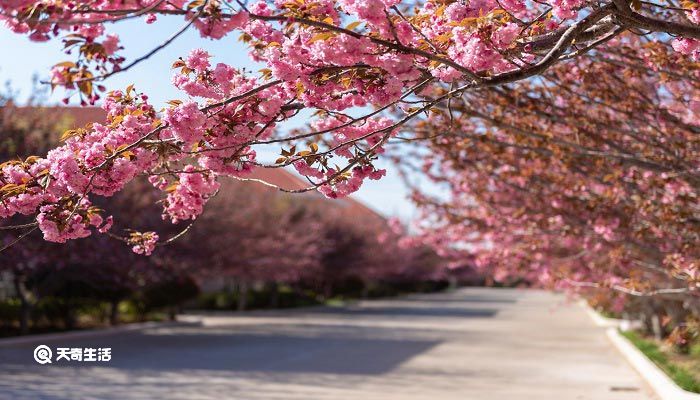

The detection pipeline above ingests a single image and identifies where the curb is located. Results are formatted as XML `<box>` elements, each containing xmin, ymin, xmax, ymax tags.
<box><xmin>0</xmin><ymin>320</ymin><xmax>198</xmax><ymax>347</ymax></box>
<box><xmin>580</xmin><ymin>301</ymin><xmax>700</xmax><ymax>399</ymax></box>
<box><xmin>578</xmin><ymin>300</ymin><xmax>622</xmax><ymax>328</ymax></box>
<box><xmin>606</xmin><ymin>328</ymin><xmax>700</xmax><ymax>400</ymax></box>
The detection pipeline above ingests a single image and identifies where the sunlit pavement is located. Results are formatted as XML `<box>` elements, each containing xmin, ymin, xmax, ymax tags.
<box><xmin>0</xmin><ymin>288</ymin><xmax>656</xmax><ymax>400</ymax></box>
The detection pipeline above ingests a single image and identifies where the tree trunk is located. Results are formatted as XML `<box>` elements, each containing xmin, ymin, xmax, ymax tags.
<box><xmin>13</xmin><ymin>274</ymin><xmax>30</xmax><ymax>335</ymax></box>
<box><xmin>237</xmin><ymin>281</ymin><xmax>249</xmax><ymax>311</ymax></box>
<box><xmin>448</xmin><ymin>276</ymin><xmax>458</xmax><ymax>291</ymax></box>
<box><xmin>361</xmin><ymin>283</ymin><xmax>370</xmax><ymax>299</ymax></box>
<box><xmin>63</xmin><ymin>306</ymin><xmax>76</xmax><ymax>331</ymax></box>
<box><xmin>168</xmin><ymin>306</ymin><xmax>177</xmax><ymax>321</ymax></box>
<box><xmin>269</xmin><ymin>282</ymin><xmax>279</xmax><ymax>309</ymax></box>
<box><xmin>323</xmin><ymin>283</ymin><xmax>333</xmax><ymax>300</ymax></box>
<box><xmin>651</xmin><ymin>313</ymin><xmax>663</xmax><ymax>340</ymax></box>
<box><xmin>109</xmin><ymin>300</ymin><xmax>120</xmax><ymax>326</ymax></box>
<box><xmin>640</xmin><ymin>300</ymin><xmax>657</xmax><ymax>337</ymax></box>
<box><xmin>663</xmin><ymin>301</ymin><xmax>686</xmax><ymax>333</ymax></box>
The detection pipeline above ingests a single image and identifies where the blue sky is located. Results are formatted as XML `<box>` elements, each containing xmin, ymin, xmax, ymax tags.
<box><xmin>0</xmin><ymin>16</ymin><xmax>433</xmax><ymax>220</ymax></box>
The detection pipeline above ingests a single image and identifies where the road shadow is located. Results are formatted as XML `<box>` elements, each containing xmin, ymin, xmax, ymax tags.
<box><xmin>0</xmin><ymin>324</ymin><xmax>441</xmax><ymax>375</ymax></box>
<box><xmin>0</xmin><ymin>289</ymin><xmax>503</xmax><ymax>377</ymax></box>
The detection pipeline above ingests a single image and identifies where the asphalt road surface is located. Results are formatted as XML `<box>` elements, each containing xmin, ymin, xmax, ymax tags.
<box><xmin>0</xmin><ymin>288</ymin><xmax>656</xmax><ymax>400</ymax></box>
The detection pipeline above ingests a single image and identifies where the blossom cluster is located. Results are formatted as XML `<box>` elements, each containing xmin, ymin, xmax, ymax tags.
<box><xmin>0</xmin><ymin>0</ymin><xmax>698</xmax><ymax>252</ymax></box>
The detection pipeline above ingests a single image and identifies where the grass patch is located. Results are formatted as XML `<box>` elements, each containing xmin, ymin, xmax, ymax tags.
<box><xmin>324</xmin><ymin>298</ymin><xmax>348</xmax><ymax>307</ymax></box>
<box><xmin>621</xmin><ymin>330</ymin><xmax>700</xmax><ymax>393</ymax></box>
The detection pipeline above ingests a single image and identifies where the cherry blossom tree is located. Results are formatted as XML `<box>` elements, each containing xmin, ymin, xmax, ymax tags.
<box><xmin>402</xmin><ymin>35</ymin><xmax>698</xmax><ymax>327</ymax></box>
<box><xmin>172</xmin><ymin>179</ymin><xmax>446</xmax><ymax>307</ymax></box>
<box><xmin>0</xmin><ymin>94</ymin><xmax>203</xmax><ymax>331</ymax></box>
<box><xmin>0</xmin><ymin>0</ymin><xmax>698</xmax><ymax>252</ymax></box>
<box><xmin>174</xmin><ymin>180</ymin><xmax>325</xmax><ymax>309</ymax></box>
<box><xmin>0</xmin><ymin>90</ymin><xmax>75</xmax><ymax>333</ymax></box>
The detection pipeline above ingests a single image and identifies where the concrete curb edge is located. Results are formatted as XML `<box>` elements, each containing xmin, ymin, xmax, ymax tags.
<box><xmin>580</xmin><ymin>300</ymin><xmax>700</xmax><ymax>399</ymax></box>
<box><xmin>606</xmin><ymin>327</ymin><xmax>700</xmax><ymax>400</ymax></box>
<box><xmin>578</xmin><ymin>300</ymin><xmax>622</xmax><ymax>328</ymax></box>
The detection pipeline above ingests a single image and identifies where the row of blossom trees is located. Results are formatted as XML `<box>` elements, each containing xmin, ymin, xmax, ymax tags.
<box><xmin>175</xmin><ymin>178</ymin><xmax>448</xmax><ymax>309</ymax></box>
<box><xmin>0</xmin><ymin>0</ymin><xmax>698</xmax><ymax>336</ymax></box>
<box><xmin>0</xmin><ymin>94</ymin><xmax>450</xmax><ymax>333</ymax></box>
<box><xmin>405</xmin><ymin>34</ymin><xmax>699</xmax><ymax>340</ymax></box>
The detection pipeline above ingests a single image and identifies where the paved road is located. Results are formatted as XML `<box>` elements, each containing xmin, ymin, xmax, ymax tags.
<box><xmin>0</xmin><ymin>288</ymin><xmax>656</xmax><ymax>400</ymax></box>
